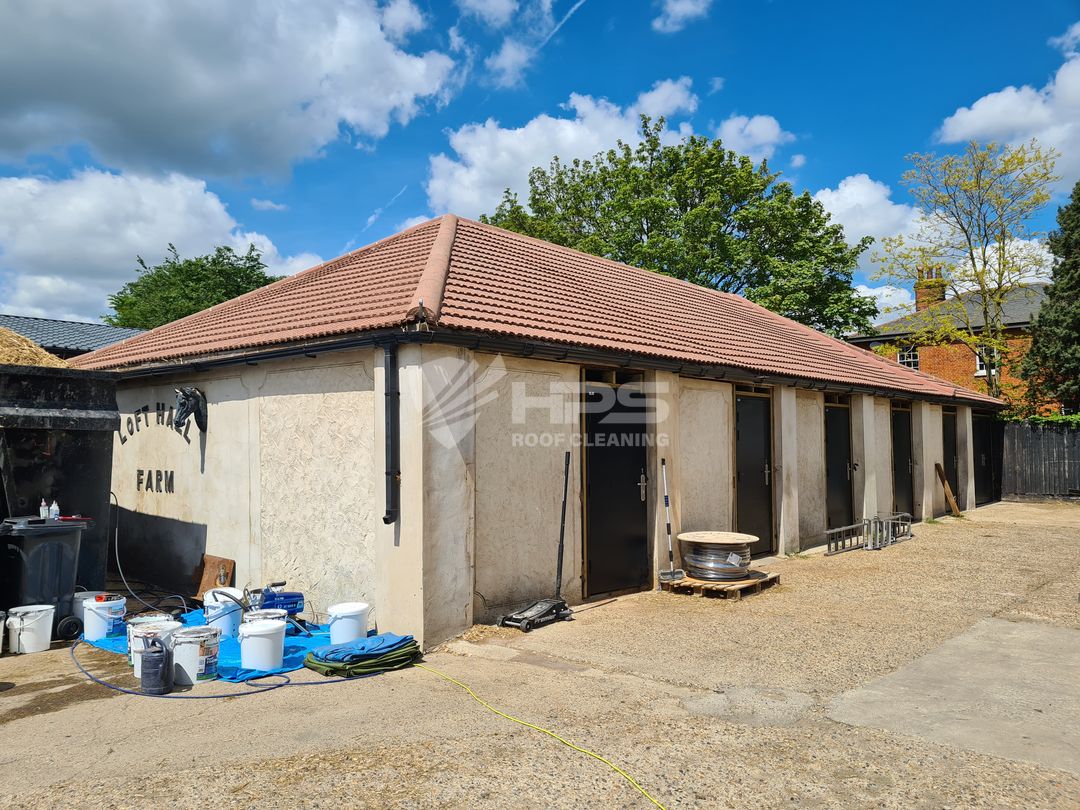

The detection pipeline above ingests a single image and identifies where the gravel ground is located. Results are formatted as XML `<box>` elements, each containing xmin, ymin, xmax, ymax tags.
<box><xmin>0</xmin><ymin>500</ymin><xmax>1077</xmax><ymax>809</ymax></box>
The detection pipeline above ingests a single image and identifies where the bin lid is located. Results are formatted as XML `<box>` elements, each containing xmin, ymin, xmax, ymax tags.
<box><xmin>1</xmin><ymin>516</ymin><xmax>92</xmax><ymax>532</ymax></box>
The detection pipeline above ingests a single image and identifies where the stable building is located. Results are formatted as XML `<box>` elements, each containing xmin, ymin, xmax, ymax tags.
<box><xmin>73</xmin><ymin>215</ymin><xmax>1002</xmax><ymax>646</ymax></box>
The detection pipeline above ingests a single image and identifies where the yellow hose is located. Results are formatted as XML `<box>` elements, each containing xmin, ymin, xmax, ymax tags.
<box><xmin>415</xmin><ymin>663</ymin><xmax>668</xmax><ymax>809</ymax></box>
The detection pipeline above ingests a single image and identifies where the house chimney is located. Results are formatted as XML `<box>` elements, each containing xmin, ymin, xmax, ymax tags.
<box><xmin>914</xmin><ymin>264</ymin><xmax>947</xmax><ymax>311</ymax></box>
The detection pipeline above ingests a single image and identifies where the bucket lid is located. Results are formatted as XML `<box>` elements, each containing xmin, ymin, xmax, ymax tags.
<box><xmin>131</xmin><ymin>621</ymin><xmax>181</xmax><ymax>636</ymax></box>
<box><xmin>204</xmin><ymin>587</ymin><xmax>244</xmax><ymax>604</ymax></box>
<box><xmin>73</xmin><ymin>591</ymin><xmax>107</xmax><ymax>601</ymax></box>
<box><xmin>173</xmin><ymin>625</ymin><xmax>221</xmax><ymax>641</ymax></box>
<box><xmin>129</xmin><ymin>612</ymin><xmax>171</xmax><ymax>624</ymax></box>
<box><xmin>328</xmin><ymin>601</ymin><xmax>369</xmax><ymax>616</ymax></box>
<box><xmin>244</xmin><ymin>609</ymin><xmax>287</xmax><ymax>621</ymax></box>
<box><xmin>239</xmin><ymin>619</ymin><xmax>286</xmax><ymax>636</ymax></box>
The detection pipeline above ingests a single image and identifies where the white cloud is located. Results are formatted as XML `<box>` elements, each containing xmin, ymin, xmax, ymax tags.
<box><xmin>457</xmin><ymin>0</ymin><xmax>519</xmax><ymax>29</ymax></box>
<box><xmin>397</xmin><ymin>215</ymin><xmax>433</xmax><ymax>230</ymax></box>
<box><xmin>938</xmin><ymin>24</ymin><xmax>1080</xmax><ymax>186</ymax></box>
<box><xmin>652</xmin><ymin>0</ymin><xmax>713</xmax><ymax>33</ymax></box>
<box><xmin>251</xmin><ymin>198</ymin><xmax>288</xmax><ymax>212</ymax></box>
<box><xmin>485</xmin><ymin>38</ymin><xmax>535</xmax><ymax>87</ymax></box>
<box><xmin>813</xmin><ymin>173</ymin><xmax>918</xmax><ymax>241</ymax></box>
<box><xmin>856</xmin><ymin>284</ymin><xmax>915</xmax><ymax>325</ymax></box>
<box><xmin>716</xmin><ymin>114</ymin><xmax>795</xmax><ymax>161</ymax></box>
<box><xmin>380</xmin><ymin>0</ymin><xmax>426</xmax><ymax>42</ymax></box>
<box><xmin>789</xmin><ymin>153</ymin><xmax>806</xmax><ymax>169</ymax></box>
<box><xmin>479</xmin><ymin>0</ymin><xmax>588</xmax><ymax>87</ymax></box>
<box><xmin>708</xmin><ymin>76</ymin><xmax>725</xmax><ymax>95</ymax></box>
<box><xmin>0</xmin><ymin>171</ymin><xmax>320</xmax><ymax>320</ymax></box>
<box><xmin>0</xmin><ymin>1</ymin><xmax>454</xmax><ymax>176</ymax></box>
<box><xmin>425</xmin><ymin>78</ymin><xmax>699</xmax><ymax>217</ymax></box>
<box><xmin>1049</xmin><ymin>21</ymin><xmax>1080</xmax><ymax>55</ymax></box>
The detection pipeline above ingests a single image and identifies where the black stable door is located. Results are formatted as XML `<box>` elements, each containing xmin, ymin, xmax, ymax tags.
<box><xmin>735</xmin><ymin>394</ymin><xmax>774</xmax><ymax>555</ymax></box>
<box><xmin>824</xmin><ymin>405</ymin><xmax>854</xmax><ymax>529</ymax></box>
<box><xmin>891</xmin><ymin>408</ymin><xmax>914</xmax><ymax>515</ymax></box>
<box><xmin>942</xmin><ymin>411</ymin><xmax>959</xmax><ymax>504</ymax></box>
<box><xmin>973</xmin><ymin>414</ymin><xmax>994</xmax><ymax>505</ymax></box>
<box><xmin>584</xmin><ymin>384</ymin><xmax>649</xmax><ymax>596</ymax></box>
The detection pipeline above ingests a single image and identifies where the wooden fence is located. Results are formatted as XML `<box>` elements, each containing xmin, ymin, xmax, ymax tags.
<box><xmin>1002</xmin><ymin>422</ymin><xmax>1080</xmax><ymax>498</ymax></box>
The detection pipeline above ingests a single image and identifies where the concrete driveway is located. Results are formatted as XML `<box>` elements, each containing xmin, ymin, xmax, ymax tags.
<box><xmin>1</xmin><ymin>500</ymin><xmax>1078</xmax><ymax>808</ymax></box>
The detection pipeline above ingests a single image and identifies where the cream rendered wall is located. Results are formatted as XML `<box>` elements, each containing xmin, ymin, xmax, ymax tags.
<box><xmin>111</xmin><ymin>350</ymin><xmax>379</xmax><ymax>622</ymax></box>
<box><xmin>256</xmin><ymin>352</ymin><xmax>377</xmax><ymax>619</ymax></box>
<box><xmin>796</xmin><ymin>390</ymin><xmax>826</xmax><ymax>550</ymax></box>
<box><xmin>912</xmin><ymin>401</ymin><xmax>945</xmax><ymax>519</ymax></box>
<box><xmin>873</xmin><ymin>398</ymin><xmax>893</xmax><ymax>516</ymax></box>
<box><xmin>676</xmin><ymin>379</ymin><xmax>734</xmax><ymax>534</ymax></box>
<box><xmin>471</xmin><ymin>353</ymin><xmax>582</xmax><ymax>620</ymax></box>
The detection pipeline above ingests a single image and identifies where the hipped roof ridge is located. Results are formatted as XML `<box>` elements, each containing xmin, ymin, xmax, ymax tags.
<box><xmin>407</xmin><ymin>214</ymin><xmax>457</xmax><ymax>324</ymax></box>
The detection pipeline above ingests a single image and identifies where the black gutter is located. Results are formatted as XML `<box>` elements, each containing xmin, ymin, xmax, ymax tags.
<box><xmin>381</xmin><ymin>342</ymin><xmax>401</xmax><ymax>525</ymax></box>
<box><xmin>103</xmin><ymin>326</ymin><xmax>1004</xmax><ymax>409</ymax></box>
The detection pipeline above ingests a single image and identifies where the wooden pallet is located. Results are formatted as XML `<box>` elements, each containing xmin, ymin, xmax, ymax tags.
<box><xmin>659</xmin><ymin>571</ymin><xmax>779</xmax><ymax>600</ymax></box>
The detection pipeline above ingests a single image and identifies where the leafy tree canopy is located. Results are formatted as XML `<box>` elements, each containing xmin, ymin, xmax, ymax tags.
<box><xmin>105</xmin><ymin>244</ymin><xmax>281</xmax><ymax>330</ymax></box>
<box><xmin>1021</xmin><ymin>178</ymin><xmax>1080</xmax><ymax>412</ymax></box>
<box><xmin>481</xmin><ymin>117</ymin><xmax>877</xmax><ymax>336</ymax></box>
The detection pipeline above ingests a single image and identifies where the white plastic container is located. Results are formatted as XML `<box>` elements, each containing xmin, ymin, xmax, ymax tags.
<box><xmin>72</xmin><ymin>591</ymin><xmax>107</xmax><ymax>626</ymax></box>
<box><xmin>171</xmin><ymin>626</ymin><xmax>221</xmax><ymax>686</ymax></box>
<box><xmin>205</xmin><ymin>600</ymin><xmax>243</xmax><ymax>638</ymax></box>
<box><xmin>126</xmin><ymin>613</ymin><xmax>172</xmax><ymax>663</ymax></box>
<box><xmin>6</xmin><ymin>604</ymin><xmax>55</xmax><ymax>654</ymax></box>
<box><xmin>237</xmin><ymin>619</ymin><xmax>286</xmax><ymax>672</ymax></box>
<box><xmin>131</xmin><ymin>620</ymin><xmax>181</xmax><ymax>678</ymax></box>
<box><xmin>328</xmin><ymin>601</ymin><xmax>370</xmax><ymax>645</ymax></box>
<box><xmin>83</xmin><ymin>596</ymin><xmax>126</xmax><ymax>641</ymax></box>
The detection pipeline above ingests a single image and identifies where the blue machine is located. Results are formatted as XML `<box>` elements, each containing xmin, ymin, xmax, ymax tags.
<box><xmin>257</xmin><ymin>581</ymin><xmax>305</xmax><ymax>615</ymax></box>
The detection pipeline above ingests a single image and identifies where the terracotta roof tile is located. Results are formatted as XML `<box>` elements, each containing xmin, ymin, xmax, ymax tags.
<box><xmin>72</xmin><ymin>215</ymin><xmax>1000</xmax><ymax>407</ymax></box>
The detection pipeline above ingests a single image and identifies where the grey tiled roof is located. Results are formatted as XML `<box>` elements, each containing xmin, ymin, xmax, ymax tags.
<box><xmin>851</xmin><ymin>283</ymin><xmax>1048</xmax><ymax>342</ymax></box>
<box><xmin>0</xmin><ymin>314</ymin><xmax>144</xmax><ymax>353</ymax></box>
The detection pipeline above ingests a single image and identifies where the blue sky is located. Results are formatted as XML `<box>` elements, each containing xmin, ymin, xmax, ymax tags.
<box><xmin>0</xmin><ymin>0</ymin><xmax>1077</xmax><ymax>322</ymax></box>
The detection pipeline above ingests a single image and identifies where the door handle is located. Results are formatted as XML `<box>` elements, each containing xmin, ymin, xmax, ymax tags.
<box><xmin>638</xmin><ymin>469</ymin><xmax>648</xmax><ymax>502</ymax></box>
<box><xmin>908</xmin><ymin>458</ymin><xmax>913</xmax><ymax>474</ymax></box>
<box><xmin>846</xmin><ymin>462</ymin><xmax>852</xmax><ymax>481</ymax></box>
<box><xmin>764</xmin><ymin>463</ymin><xmax>771</xmax><ymax>486</ymax></box>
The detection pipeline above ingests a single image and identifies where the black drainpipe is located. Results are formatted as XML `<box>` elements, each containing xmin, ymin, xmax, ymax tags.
<box><xmin>382</xmin><ymin>342</ymin><xmax>400</xmax><ymax>525</ymax></box>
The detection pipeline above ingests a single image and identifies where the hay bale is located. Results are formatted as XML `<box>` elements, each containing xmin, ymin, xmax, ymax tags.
<box><xmin>0</xmin><ymin>327</ymin><xmax>67</xmax><ymax>368</ymax></box>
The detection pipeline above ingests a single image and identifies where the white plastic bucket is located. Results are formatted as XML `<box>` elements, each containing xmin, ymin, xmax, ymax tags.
<box><xmin>83</xmin><ymin>596</ymin><xmax>127</xmax><ymax>641</ymax></box>
<box><xmin>238</xmin><ymin>619</ymin><xmax>286</xmax><ymax>672</ymax></box>
<box><xmin>328</xmin><ymin>601</ymin><xmax>370</xmax><ymax>645</ymax></box>
<box><xmin>171</xmin><ymin>626</ymin><xmax>221</xmax><ymax>686</ymax></box>
<box><xmin>126</xmin><ymin>613</ymin><xmax>172</xmax><ymax>663</ymax></box>
<box><xmin>72</xmin><ymin>591</ymin><xmax>107</xmax><ymax>625</ymax></box>
<box><xmin>242</xmin><ymin>608</ymin><xmax>287</xmax><ymax>624</ymax></box>
<box><xmin>6</xmin><ymin>605</ymin><xmax>55</xmax><ymax>654</ymax></box>
<box><xmin>205</xmin><ymin>601</ymin><xmax>243</xmax><ymax>638</ymax></box>
<box><xmin>131</xmin><ymin>621</ymin><xmax>181</xmax><ymax>678</ymax></box>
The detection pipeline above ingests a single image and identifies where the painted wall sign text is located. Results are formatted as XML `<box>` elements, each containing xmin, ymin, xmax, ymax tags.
<box><xmin>119</xmin><ymin>402</ymin><xmax>192</xmax><ymax>446</ymax></box>
<box><xmin>137</xmin><ymin>469</ymin><xmax>175</xmax><ymax>493</ymax></box>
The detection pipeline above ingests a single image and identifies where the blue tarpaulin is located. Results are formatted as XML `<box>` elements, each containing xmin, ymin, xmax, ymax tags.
<box><xmin>82</xmin><ymin>609</ymin><xmax>352</xmax><ymax>682</ymax></box>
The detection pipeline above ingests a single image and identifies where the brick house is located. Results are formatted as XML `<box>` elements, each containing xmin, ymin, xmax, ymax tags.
<box><xmin>847</xmin><ymin>280</ymin><xmax>1047</xmax><ymax>405</ymax></box>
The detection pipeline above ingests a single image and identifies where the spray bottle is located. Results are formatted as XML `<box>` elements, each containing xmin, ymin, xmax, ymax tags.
<box><xmin>49</xmin><ymin>500</ymin><xmax>60</xmax><ymax>520</ymax></box>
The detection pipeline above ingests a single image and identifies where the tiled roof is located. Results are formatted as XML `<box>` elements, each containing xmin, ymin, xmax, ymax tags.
<box><xmin>0</xmin><ymin>314</ymin><xmax>143</xmax><ymax>354</ymax></box>
<box><xmin>851</xmin><ymin>283</ymin><xmax>1048</xmax><ymax>342</ymax></box>
<box><xmin>72</xmin><ymin>215</ymin><xmax>1000</xmax><ymax>406</ymax></box>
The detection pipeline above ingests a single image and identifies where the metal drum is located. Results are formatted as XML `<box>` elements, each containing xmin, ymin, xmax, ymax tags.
<box><xmin>677</xmin><ymin>532</ymin><xmax>757</xmax><ymax>581</ymax></box>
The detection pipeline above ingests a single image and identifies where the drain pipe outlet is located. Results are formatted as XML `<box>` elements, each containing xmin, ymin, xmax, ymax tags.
<box><xmin>382</xmin><ymin>343</ymin><xmax>401</xmax><ymax>525</ymax></box>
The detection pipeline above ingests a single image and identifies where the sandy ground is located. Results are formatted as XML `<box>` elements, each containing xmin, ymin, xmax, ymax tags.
<box><xmin>1</xmin><ymin>500</ymin><xmax>1078</xmax><ymax>809</ymax></box>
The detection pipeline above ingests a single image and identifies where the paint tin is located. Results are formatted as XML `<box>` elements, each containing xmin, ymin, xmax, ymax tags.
<box><xmin>131</xmin><ymin>621</ymin><xmax>181</xmax><ymax>678</ymax></box>
<box><xmin>126</xmin><ymin>613</ymin><xmax>172</xmax><ymax>663</ymax></box>
<box><xmin>171</xmin><ymin>626</ymin><xmax>221</xmax><ymax>685</ymax></box>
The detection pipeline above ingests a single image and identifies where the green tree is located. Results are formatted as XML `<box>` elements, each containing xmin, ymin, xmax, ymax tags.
<box><xmin>874</xmin><ymin>140</ymin><xmax>1059</xmax><ymax>400</ymax></box>
<box><xmin>1021</xmin><ymin>179</ymin><xmax>1080</xmax><ymax>412</ymax></box>
<box><xmin>482</xmin><ymin>117</ymin><xmax>877</xmax><ymax>336</ymax></box>
<box><xmin>106</xmin><ymin>244</ymin><xmax>282</xmax><ymax>329</ymax></box>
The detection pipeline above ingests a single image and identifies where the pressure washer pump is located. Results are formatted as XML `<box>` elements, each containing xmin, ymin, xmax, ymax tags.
<box><xmin>250</xmin><ymin>581</ymin><xmax>305</xmax><ymax>615</ymax></box>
